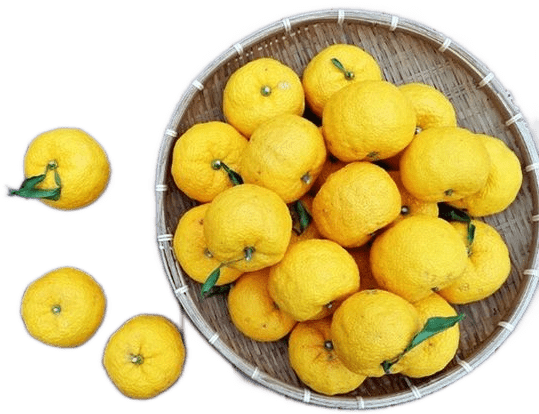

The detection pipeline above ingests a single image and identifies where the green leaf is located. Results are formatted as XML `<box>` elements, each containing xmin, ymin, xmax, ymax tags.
<box><xmin>407</xmin><ymin>314</ymin><xmax>465</xmax><ymax>350</ymax></box>
<box><xmin>291</xmin><ymin>200</ymin><xmax>312</xmax><ymax>235</ymax></box>
<box><xmin>438</xmin><ymin>203</ymin><xmax>475</xmax><ymax>247</ymax></box>
<box><xmin>8</xmin><ymin>162</ymin><xmax>62</xmax><ymax>201</ymax></box>
<box><xmin>381</xmin><ymin>313</ymin><xmax>465</xmax><ymax>374</ymax></box>
<box><xmin>331</xmin><ymin>58</ymin><xmax>354</xmax><ymax>80</ymax></box>
<box><xmin>212</xmin><ymin>160</ymin><xmax>243</xmax><ymax>186</ymax></box>
<box><xmin>200</xmin><ymin>266</ymin><xmax>221</xmax><ymax>299</ymax></box>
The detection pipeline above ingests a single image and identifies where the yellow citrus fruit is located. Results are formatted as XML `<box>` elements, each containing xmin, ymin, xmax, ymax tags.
<box><xmin>312</xmin><ymin>162</ymin><xmax>401</xmax><ymax>247</ymax></box>
<box><xmin>331</xmin><ymin>289</ymin><xmax>421</xmax><ymax>377</ymax></box>
<box><xmin>322</xmin><ymin>80</ymin><xmax>416</xmax><ymax>162</ymax></box>
<box><xmin>302</xmin><ymin>43</ymin><xmax>382</xmax><ymax>118</ymax></box>
<box><xmin>398</xmin><ymin>82</ymin><xmax>457</xmax><ymax>131</ymax></box>
<box><xmin>223</xmin><ymin>57</ymin><xmax>305</xmax><ymax>137</ymax></box>
<box><xmin>288</xmin><ymin>317</ymin><xmax>367</xmax><ymax>395</ymax></box>
<box><xmin>370</xmin><ymin>215</ymin><xmax>468</xmax><ymax>303</ymax></box>
<box><xmin>203</xmin><ymin>184</ymin><xmax>292</xmax><ymax>272</ymax></box>
<box><xmin>240</xmin><ymin>114</ymin><xmax>326</xmax><ymax>203</ymax></box>
<box><xmin>387</xmin><ymin>170</ymin><xmax>439</xmax><ymax>225</ymax></box>
<box><xmin>103</xmin><ymin>314</ymin><xmax>185</xmax><ymax>399</ymax></box>
<box><xmin>171</xmin><ymin>121</ymin><xmax>248</xmax><ymax>203</ymax></box>
<box><xmin>393</xmin><ymin>293</ymin><xmax>460</xmax><ymax>378</ymax></box>
<box><xmin>12</xmin><ymin>128</ymin><xmax>110</xmax><ymax>210</ymax></box>
<box><xmin>227</xmin><ymin>268</ymin><xmax>296</xmax><ymax>342</ymax></box>
<box><xmin>21</xmin><ymin>267</ymin><xmax>106</xmax><ymax>347</ymax></box>
<box><xmin>439</xmin><ymin>220</ymin><xmax>511</xmax><ymax>304</ymax></box>
<box><xmin>173</xmin><ymin>203</ymin><xmax>243</xmax><ymax>285</ymax></box>
<box><xmin>268</xmin><ymin>239</ymin><xmax>360</xmax><ymax>321</ymax></box>
<box><xmin>449</xmin><ymin>134</ymin><xmax>523</xmax><ymax>216</ymax></box>
<box><xmin>399</xmin><ymin>126</ymin><xmax>491</xmax><ymax>202</ymax></box>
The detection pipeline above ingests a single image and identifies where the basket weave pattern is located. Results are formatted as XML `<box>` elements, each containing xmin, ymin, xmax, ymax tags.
<box><xmin>155</xmin><ymin>9</ymin><xmax>539</xmax><ymax>409</ymax></box>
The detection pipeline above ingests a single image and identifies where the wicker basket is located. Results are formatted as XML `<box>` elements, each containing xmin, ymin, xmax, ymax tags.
<box><xmin>155</xmin><ymin>9</ymin><xmax>539</xmax><ymax>409</ymax></box>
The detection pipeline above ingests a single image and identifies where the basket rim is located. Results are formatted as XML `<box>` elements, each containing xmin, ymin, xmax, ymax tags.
<box><xmin>155</xmin><ymin>8</ymin><xmax>539</xmax><ymax>409</ymax></box>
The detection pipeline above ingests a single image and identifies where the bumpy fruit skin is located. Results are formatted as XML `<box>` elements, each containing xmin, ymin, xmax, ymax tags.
<box><xmin>393</xmin><ymin>293</ymin><xmax>460</xmax><ymax>378</ymax></box>
<box><xmin>23</xmin><ymin>128</ymin><xmax>110</xmax><ymax>210</ymax></box>
<box><xmin>439</xmin><ymin>220</ymin><xmax>511</xmax><ymax>304</ymax></box>
<box><xmin>173</xmin><ymin>203</ymin><xmax>243</xmax><ymax>285</ymax></box>
<box><xmin>312</xmin><ymin>162</ymin><xmax>402</xmax><ymax>248</ymax></box>
<box><xmin>203</xmin><ymin>184</ymin><xmax>292</xmax><ymax>272</ymax></box>
<box><xmin>399</xmin><ymin>126</ymin><xmax>491</xmax><ymax>203</ymax></box>
<box><xmin>302</xmin><ymin>43</ymin><xmax>382</xmax><ymax>117</ymax></box>
<box><xmin>240</xmin><ymin>114</ymin><xmax>327</xmax><ymax>203</ymax></box>
<box><xmin>103</xmin><ymin>315</ymin><xmax>185</xmax><ymax>399</ymax></box>
<box><xmin>331</xmin><ymin>289</ymin><xmax>421</xmax><ymax>377</ymax></box>
<box><xmin>288</xmin><ymin>318</ymin><xmax>367</xmax><ymax>395</ymax></box>
<box><xmin>223</xmin><ymin>58</ymin><xmax>305</xmax><ymax>137</ymax></box>
<box><xmin>322</xmin><ymin>80</ymin><xmax>416</xmax><ymax>162</ymax></box>
<box><xmin>21</xmin><ymin>267</ymin><xmax>106</xmax><ymax>347</ymax></box>
<box><xmin>370</xmin><ymin>215</ymin><xmax>468</xmax><ymax>303</ymax></box>
<box><xmin>398</xmin><ymin>82</ymin><xmax>457</xmax><ymax>131</ymax></box>
<box><xmin>171</xmin><ymin>121</ymin><xmax>248</xmax><ymax>203</ymax></box>
<box><xmin>268</xmin><ymin>239</ymin><xmax>360</xmax><ymax>322</ymax></box>
<box><xmin>449</xmin><ymin>134</ymin><xmax>523</xmax><ymax>217</ymax></box>
<box><xmin>228</xmin><ymin>268</ymin><xmax>296</xmax><ymax>342</ymax></box>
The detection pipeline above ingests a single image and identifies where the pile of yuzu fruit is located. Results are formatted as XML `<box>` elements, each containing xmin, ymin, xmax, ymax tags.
<box><xmin>171</xmin><ymin>43</ymin><xmax>522</xmax><ymax>395</ymax></box>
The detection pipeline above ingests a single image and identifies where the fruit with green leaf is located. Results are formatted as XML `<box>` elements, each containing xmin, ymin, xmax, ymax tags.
<box><xmin>9</xmin><ymin>128</ymin><xmax>110</xmax><ymax>210</ymax></box>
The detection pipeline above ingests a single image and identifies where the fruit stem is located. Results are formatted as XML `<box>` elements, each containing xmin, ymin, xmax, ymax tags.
<box><xmin>130</xmin><ymin>354</ymin><xmax>144</xmax><ymax>365</ymax></box>
<box><xmin>200</xmin><ymin>248</ymin><xmax>255</xmax><ymax>299</ymax></box>
<box><xmin>260</xmin><ymin>85</ymin><xmax>272</xmax><ymax>96</ymax></box>
<box><xmin>51</xmin><ymin>305</ymin><xmax>61</xmax><ymax>315</ymax></box>
<box><xmin>211</xmin><ymin>159</ymin><xmax>243</xmax><ymax>186</ymax></box>
<box><xmin>324</xmin><ymin>340</ymin><xmax>334</xmax><ymax>351</ymax></box>
<box><xmin>331</xmin><ymin>58</ymin><xmax>355</xmax><ymax>80</ymax></box>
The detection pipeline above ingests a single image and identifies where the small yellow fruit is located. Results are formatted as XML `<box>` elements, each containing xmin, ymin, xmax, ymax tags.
<box><xmin>268</xmin><ymin>239</ymin><xmax>360</xmax><ymax>321</ymax></box>
<box><xmin>12</xmin><ymin>128</ymin><xmax>110</xmax><ymax>210</ymax></box>
<box><xmin>370</xmin><ymin>215</ymin><xmax>468</xmax><ymax>303</ymax></box>
<box><xmin>393</xmin><ymin>293</ymin><xmax>460</xmax><ymax>378</ymax></box>
<box><xmin>312</xmin><ymin>162</ymin><xmax>401</xmax><ymax>247</ymax></box>
<box><xmin>223</xmin><ymin>58</ymin><xmax>305</xmax><ymax>137</ymax></box>
<box><xmin>288</xmin><ymin>317</ymin><xmax>367</xmax><ymax>395</ymax></box>
<box><xmin>203</xmin><ymin>184</ymin><xmax>292</xmax><ymax>272</ymax></box>
<box><xmin>322</xmin><ymin>80</ymin><xmax>416</xmax><ymax>162</ymax></box>
<box><xmin>21</xmin><ymin>267</ymin><xmax>106</xmax><ymax>347</ymax></box>
<box><xmin>398</xmin><ymin>82</ymin><xmax>457</xmax><ymax>131</ymax></box>
<box><xmin>439</xmin><ymin>220</ymin><xmax>511</xmax><ymax>304</ymax></box>
<box><xmin>103</xmin><ymin>314</ymin><xmax>185</xmax><ymax>399</ymax></box>
<box><xmin>331</xmin><ymin>289</ymin><xmax>421</xmax><ymax>377</ymax></box>
<box><xmin>173</xmin><ymin>203</ymin><xmax>243</xmax><ymax>285</ymax></box>
<box><xmin>302</xmin><ymin>43</ymin><xmax>382</xmax><ymax>117</ymax></box>
<box><xmin>240</xmin><ymin>114</ymin><xmax>327</xmax><ymax>203</ymax></box>
<box><xmin>227</xmin><ymin>268</ymin><xmax>296</xmax><ymax>342</ymax></box>
<box><xmin>171</xmin><ymin>121</ymin><xmax>248</xmax><ymax>203</ymax></box>
<box><xmin>449</xmin><ymin>134</ymin><xmax>523</xmax><ymax>216</ymax></box>
<box><xmin>399</xmin><ymin>127</ymin><xmax>491</xmax><ymax>202</ymax></box>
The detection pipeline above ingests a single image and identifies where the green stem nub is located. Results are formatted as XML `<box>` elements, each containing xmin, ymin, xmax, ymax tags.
<box><xmin>331</xmin><ymin>58</ymin><xmax>355</xmax><ymax>80</ymax></box>
<box><xmin>324</xmin><ymin>340</ymin><xmax>334</xmax><ymax>351</ymax></box>
<box><xmin>51</xmin><ymin>305</ymin><xmax>61</xmax><ymax>315</ymax></box>
<box><xmin>261</xmin><ymin>85</ymin><xmax>272</xmax><ymax>96</ymax></box>
<box><xmin>131</xmin><ymin>354</ymin><xmax>144</xmax><ymax>365</ymax></box>
<box><xmin>244</xmin><ymin>246</ymin><xmax>255</xmax><ymax>262</ymax></box>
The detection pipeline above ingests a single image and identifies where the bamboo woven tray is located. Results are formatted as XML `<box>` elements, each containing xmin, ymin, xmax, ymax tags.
<box><xmin>155</xmin><ymin>9</ymin><xmax>539</xmax><ymax>409</ymax></box>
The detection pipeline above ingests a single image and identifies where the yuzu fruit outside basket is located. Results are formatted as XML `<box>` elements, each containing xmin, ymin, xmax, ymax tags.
<box><xmin>155</xmin><ymin>8</ymin><xmax>539</xmax><ymax>409</ymax></box>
